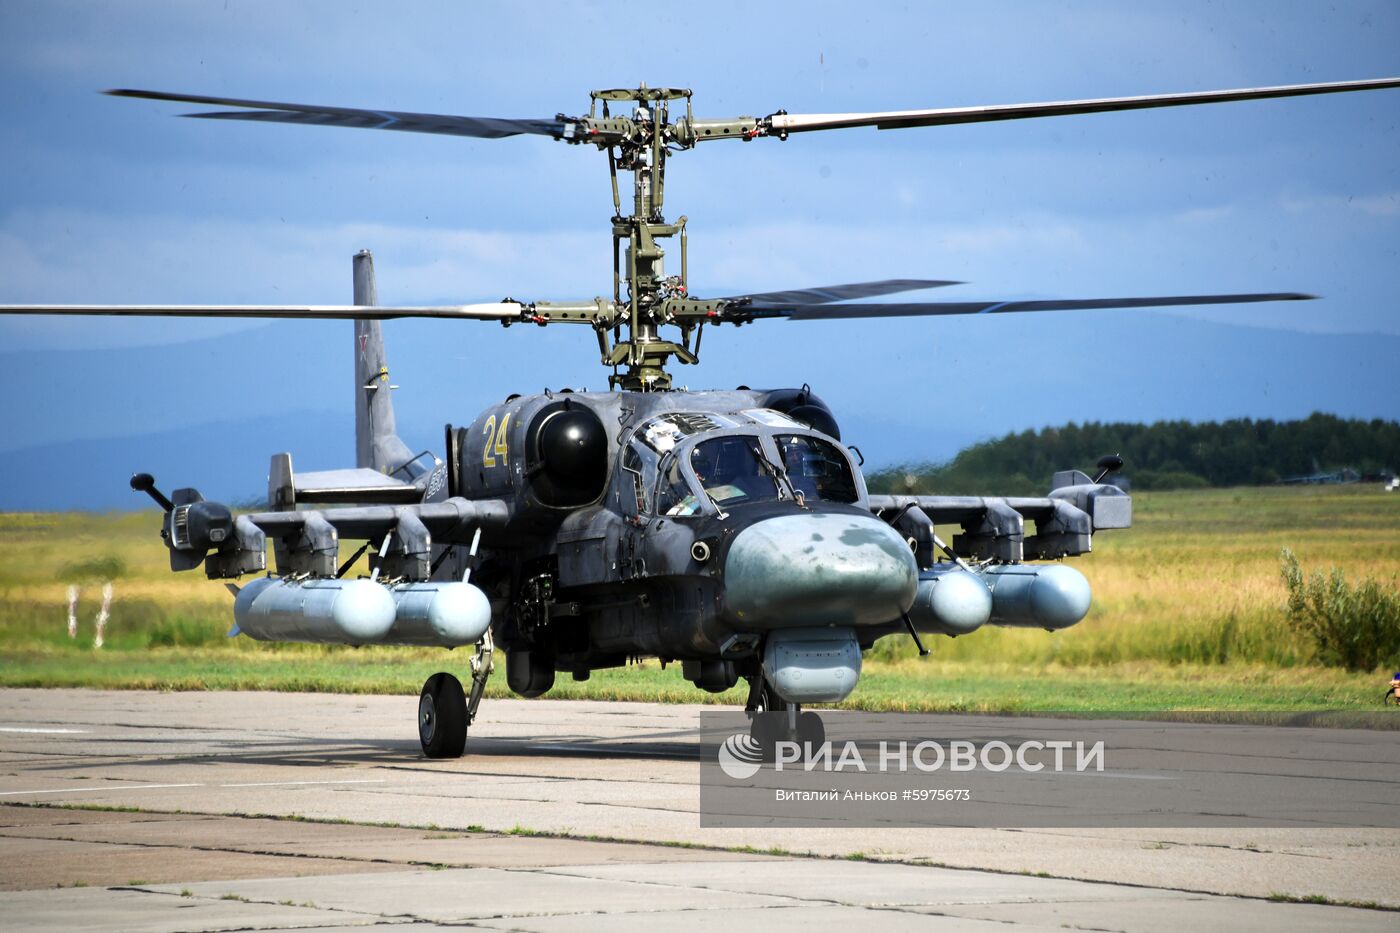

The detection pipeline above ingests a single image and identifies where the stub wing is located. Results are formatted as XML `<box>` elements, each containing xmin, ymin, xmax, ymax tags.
<box><xmin>136</xmin><ymin>476</ymin><xmax>512</xmax><ymax>581</ymax></box>
<box><xmin>219</xmin><ymin>497</ymin><xmax>512</xmax><ymax>580</ymax></box>
<box><xmin>869</xmin><ymin>475</ymin><xmax>1130</xmax><ymax>563</ymax></box>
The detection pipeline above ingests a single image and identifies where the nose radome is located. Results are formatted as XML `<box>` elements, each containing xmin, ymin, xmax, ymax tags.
<box><xmin>724</xmin><ymin>512</ymin><xmax>918</xmax><ymax>629</ymax></box>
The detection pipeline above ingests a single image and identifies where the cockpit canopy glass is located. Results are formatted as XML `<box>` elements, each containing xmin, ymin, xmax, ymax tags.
<box><xmin>636</xmin><ymin>412</ymin><xmax>860</xmax><ymax>517</ymax></box>
<box><xmin>775</xmin><ymin>434</ymin><xmax>859</xmax><ymax>503</ymax></box>
<box><xmin>658</xmin><ymin>436</ymin><xmax>781</xmax><ymax>515</ymax></box>
<box><xmin>690</xmin><ymin>436</ymin><xmax>780</xmax><ymax>506</ymax></box>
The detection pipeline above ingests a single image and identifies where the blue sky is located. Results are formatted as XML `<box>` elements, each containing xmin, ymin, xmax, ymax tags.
<box><xmin>1</xmin><ymin>1</ymin><xmax>1398</xmax><ymax>505</ymax></box>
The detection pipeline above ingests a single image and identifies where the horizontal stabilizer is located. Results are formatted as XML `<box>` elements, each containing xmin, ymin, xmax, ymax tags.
<box><xmin>295</xmin><ymin>468</ymin><xmax>423</xmax><ymax>505</ymax></box>
<box><xmin>269</xmin><ymin>452</ymin><xmax>429</xmax><ymax>512</ymax></box>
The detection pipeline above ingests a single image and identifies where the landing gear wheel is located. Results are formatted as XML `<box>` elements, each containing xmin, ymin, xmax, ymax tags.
<box><xmin>749</xmin><ymin>707</ymin><xmax>825</xmax><ymax>759</ymax></box>
<box><xmin>795</xmin><ymin>710</ymin><xmax>825</xmax><ymax>748</ymax></box>
<box><xmin>749</xmin><ymin>710</ymin><xmax>782</xmax><ymax>755</ymax></box>
<box><xmin>419</xmin><ymin>672</ymin><xmax>467</xmax><ymax>759</ymax></box>
<box><xmin>744</xmin><ymin>675</ymin><xmax>788</xmax><ymax>715</ymax></box>
<box><xmin>745</xmin><ymin>677</ymin><xmax>826</xmax><ymax>760</ymax></box>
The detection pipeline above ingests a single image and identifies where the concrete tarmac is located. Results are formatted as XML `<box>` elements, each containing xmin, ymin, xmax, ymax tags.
<box><xmin>0</xmin><ymin>688</ymin><xmax>1396</xmax><ymax>931</ymax></box>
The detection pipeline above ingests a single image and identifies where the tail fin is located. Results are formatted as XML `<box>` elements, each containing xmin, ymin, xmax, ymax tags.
<box><xmin>353</xmin><ymin>250</ymin><xmax>417</xmax><ymax>475</ymax></box>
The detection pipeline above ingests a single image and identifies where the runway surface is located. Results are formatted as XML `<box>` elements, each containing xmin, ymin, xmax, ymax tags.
<box><xmin>1</xmin><ymin>688</ymin><xmax>1397</xmax><ymax>931</ymax></box>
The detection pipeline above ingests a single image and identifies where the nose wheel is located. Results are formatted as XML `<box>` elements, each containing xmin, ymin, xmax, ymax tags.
<box><xmin>419</xmin><ymin>672</ymin><xmax>467</xmax><ymax>758</ymax></box>
<box><xmin>745</xmin><ymin>675</ymin><xmax>825</xmax><ymax>755</ymax></box>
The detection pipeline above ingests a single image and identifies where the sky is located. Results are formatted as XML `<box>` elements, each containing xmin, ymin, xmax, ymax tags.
<box><xmin>0</xmin><ymin>1</ymin><xmax>1397</xmax><ymax>506</ymax></box>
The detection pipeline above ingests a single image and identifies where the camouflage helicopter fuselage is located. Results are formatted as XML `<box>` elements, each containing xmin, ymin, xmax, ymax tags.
<box><xmin>452</xmin><ymin>386</ymin><xmax>919</xmax><ymax>700</ymax></box>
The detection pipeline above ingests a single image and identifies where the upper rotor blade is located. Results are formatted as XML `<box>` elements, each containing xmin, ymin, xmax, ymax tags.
<box><xmin>746</xmin><ymin>293</ymin><xmax>1315</xmax><ymax>321</ymax></box>
<box><xmin>767</xmin><ymin>77</ymin><xmax>1400</xmax><ymax>135</ymax></box>
<box><xmin>105</xmin><ymin>89</ymin><xmax>568</xmax><ymax>140</ymax></box>
<box><xmin>722</xmin><ymin>278</ymin><xmax>960</xmax><ymax>306</ymax></box>
<box><xmin>0</xmin><ymin>303</ymin><xmax>527</xmax><ymax>321</ymax></box>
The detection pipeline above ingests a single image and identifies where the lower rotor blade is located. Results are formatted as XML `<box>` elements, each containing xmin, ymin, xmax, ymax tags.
<box><xmin>722</xmin><ymin>278</ymin><xmax>960</xmax><ymax>306</ymax></box>
<box><xmin>751</xmin><ymin>292</ymin><xmax>1314</xmax><ymax>321</ymax></box>
<box><xmin>0</xmin><ymin>303</ymin><xmax>526</xmax><ymax>321</ymax></box>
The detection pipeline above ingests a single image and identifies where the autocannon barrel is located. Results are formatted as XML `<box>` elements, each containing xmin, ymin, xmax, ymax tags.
<box><xmin>232</xmin><ymin>578</ymin><xmax>491</xmax><ymax>647</ymax></box>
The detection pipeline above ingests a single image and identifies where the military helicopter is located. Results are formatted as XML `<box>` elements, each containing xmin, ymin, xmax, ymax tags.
<box><xmin>3</xmin><ymin>76</ymin><xmax>1397</xmax><ymax>757</ymax></box>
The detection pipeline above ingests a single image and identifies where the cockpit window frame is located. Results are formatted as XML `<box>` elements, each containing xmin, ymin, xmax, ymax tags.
<box><xmin>684</xmin><ymin>433</ymin><xmax>783</xmax><ymax>511</ymax></box>
<box><xmin>627</xmin><ymin>423</ymin><xmax>866</xmax><ymax>519</ymax></box>
<box><xmin>654</xmin><ymin>448</ymin><xmax>705</xmax><ymax>518</ymax></box>
<box><xmin>773</xmin><ymin>433</ymin><xmax>862</xmax><ymax>504</ymax></box>
<box><xmin>620</xmin><ymin>441</ymin><xmax>653</xmax><ymax>516</ymax></box>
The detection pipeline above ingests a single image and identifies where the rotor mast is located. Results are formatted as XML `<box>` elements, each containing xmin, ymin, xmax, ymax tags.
<box><xmin>569</xmin><ymin>85</ymin><xmax>787</xmax><ymax>389</ymax></box>
<box><xmin>594</xmin><ymin>85</ymin><xmax>692</xmax><ymax>390</ymax></box>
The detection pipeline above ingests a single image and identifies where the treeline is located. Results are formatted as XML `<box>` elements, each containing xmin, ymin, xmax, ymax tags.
<box><xmin>866</xmin><ymin>413</ymin><xmax>1400</xmax><ymax>496</ymax></box>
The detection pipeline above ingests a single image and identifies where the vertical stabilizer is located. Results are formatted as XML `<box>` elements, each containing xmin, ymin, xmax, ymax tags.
<box><xmin>354</xmin><ymin>250</ymin><xmax>416</xmax><ymax>474</ymax></box>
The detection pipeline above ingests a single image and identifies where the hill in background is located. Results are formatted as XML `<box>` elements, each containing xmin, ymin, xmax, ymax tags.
<box><xmin>866</xmin><ymin>413</ymin><xmax>1400</xmax><ymax>496</ymax></box>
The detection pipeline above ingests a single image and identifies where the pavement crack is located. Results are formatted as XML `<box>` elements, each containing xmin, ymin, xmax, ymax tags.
<box><xmin>0</xmin><ymin>826</ymin><xmax>414</xmax><ymax>871</ymax></box>
<box><xmin>109</xmin><ymin>883</ymin><xmax>417</xmax><ymax>928</ymax></box>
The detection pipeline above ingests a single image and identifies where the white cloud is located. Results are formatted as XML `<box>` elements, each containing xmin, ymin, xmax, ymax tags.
<box><xmin>1353</xmin><ymin>192</ymin><xmax>1400</xmax><ymax>216</ymax></box>
<box><xmin>1279</xmin><ymin>191</ymin><xmax>1400</xmax><ymax>218</ymax></box>
<box><xmin>1175</xmin><ymin>205</ymin><xmax>1236</xmax><ymax>225</ymax></box>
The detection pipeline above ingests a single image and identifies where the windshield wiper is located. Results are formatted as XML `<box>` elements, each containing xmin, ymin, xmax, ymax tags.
<box><xmin>704</xmin><ymin>488</ymin><xmax>730</xmax><ymax>520</ymax></box>
<box><xmin>748</xmin><ymin>440</ymin><xmax>806</xmax><ymax>508</ymax></box>
<box><xmin>666</xmin><ymin>451</ymin><xmax>729</xmax><ymax>520</ymax></box>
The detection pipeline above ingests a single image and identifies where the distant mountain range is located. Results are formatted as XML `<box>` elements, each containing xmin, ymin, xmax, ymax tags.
<box><xmin>2</xmin><ymin>312</ymin><xmax>1397</xmax><ymax>510</ymax></box>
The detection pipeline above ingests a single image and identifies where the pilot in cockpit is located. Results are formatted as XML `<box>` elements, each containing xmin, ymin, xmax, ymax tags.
<box><xmin>662</xmin><ymin>435</ymin><xmax>778</xmax><ymax>515</ymax></box>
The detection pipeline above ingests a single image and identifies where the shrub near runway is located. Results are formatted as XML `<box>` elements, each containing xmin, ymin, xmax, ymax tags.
<box><xmin>0</xmin><ymin>486</ymin><xmax>1396</xmax><ymax>711</ymax></box>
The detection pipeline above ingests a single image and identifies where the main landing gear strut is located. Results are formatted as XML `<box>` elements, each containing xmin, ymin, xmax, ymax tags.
<box><xmin>418</xmin><ymin>629</ymin><xmax>496</xmax><ymax>759</ymax></box>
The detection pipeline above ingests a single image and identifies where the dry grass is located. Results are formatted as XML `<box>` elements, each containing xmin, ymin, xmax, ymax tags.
<box><xmin>2</xmin><ymin>485</ymin><xmax>1398</xmax><ymax>710</ymax></box>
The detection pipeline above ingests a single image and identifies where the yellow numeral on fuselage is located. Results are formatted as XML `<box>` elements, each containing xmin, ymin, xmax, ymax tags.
<box><xmin>495</xmin><ymin>413</ymin><xmax>511</xmax><ymax>465</ymax></box>
<box><xmin>482</xmin><ymin>413</ymin><xmax>511</xmax><ymax>469</ymax></box>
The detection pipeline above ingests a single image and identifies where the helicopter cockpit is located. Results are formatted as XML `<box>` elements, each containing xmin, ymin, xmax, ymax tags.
<box><xmin>621</xmin><ymin>410</ymin><xmax>861</xmax><ymax>518</ymax></box>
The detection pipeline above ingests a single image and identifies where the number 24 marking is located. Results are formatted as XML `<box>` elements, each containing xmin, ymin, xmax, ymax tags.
<box><xmin>482</xmin><ymin>413</ymin><xmax>511</xmax><ymax>468</ymax></box>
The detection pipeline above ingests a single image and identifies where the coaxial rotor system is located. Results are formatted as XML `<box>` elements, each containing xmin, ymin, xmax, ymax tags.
<box><xmin>6</xmin><ymin>76</ymin><xmax>1400</xmax><ymax>389</ymax></box>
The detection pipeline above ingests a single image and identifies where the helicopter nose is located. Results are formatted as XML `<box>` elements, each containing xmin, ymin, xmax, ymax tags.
<box><xmin>724</xmin><ymin>512</ymin><xmax>918</xmax><ymax>628</ymax></box>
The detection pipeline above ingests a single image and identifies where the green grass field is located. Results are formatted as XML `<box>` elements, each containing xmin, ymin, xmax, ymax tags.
<box><xmin>1</xmin><ymin>485</ymin><xmax>1398</xmax><ymax>712</ymax></box>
